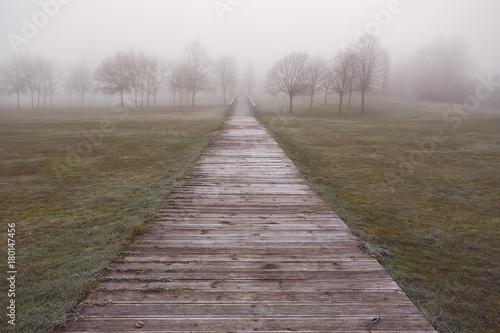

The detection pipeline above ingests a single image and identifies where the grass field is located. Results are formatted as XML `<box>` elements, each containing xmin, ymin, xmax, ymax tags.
<box><xmin>0</xmin><ymin>105</ymin><xmax>227</xmax><ymax>332</ymax></box>
<box><xmin>256</xmin><ymin>95</ymin><xmax>499</xmax><ymax>333</ymax></box>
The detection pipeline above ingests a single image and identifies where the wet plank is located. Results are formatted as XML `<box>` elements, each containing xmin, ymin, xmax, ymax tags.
<box><xmin>61</xmin><ymin>97</ymin><xmax>436</xmax><ymax>332</ymax></box>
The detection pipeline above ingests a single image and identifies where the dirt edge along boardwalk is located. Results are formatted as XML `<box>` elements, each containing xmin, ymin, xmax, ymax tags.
<box><xmin>61</xmin><ymin>97</ymin><xmax>436</xmax><ymax>332</ymax></box>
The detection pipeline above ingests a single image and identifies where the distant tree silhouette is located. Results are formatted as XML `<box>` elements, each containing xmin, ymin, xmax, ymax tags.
<box><xmin>306</xmin><ymin>55</ymin><xmax>325</xmax><ymax>109</ymax></box>
<box><xmin>94</xmin><ymin>51</ymin><xmax>131</xmax><ymax>107</ymax></box>
<box><xmin>332</xmin><ymin>47</ymin><xmax>356</xmax><ymax>116</ymax></box>
<box><xmin>213</xmin><ymin>55</ymin><xmax>239</xmax><ymax>105</ymax></box>
<box><xmin>0</xmin><ymin>55</ymin><xmax>27</xmax><ymax>109</ymax></box>
<box><xmin>266</xmin><ymin>51</ymin><xmax>309</xmax><ymax>113</ymax></box>
<box><xmin>414</xmin><ymin>36</ymin><xmax>472</xmax><ymax>103</ymax></box>
<box><xmin>353</xmin><ymin>34</ymin><xmax>389</xmax><ymax>113</ymax></box>
<box><xmin>320</xmin><ymin>57</ymin><xmax>335</xmax><ymax>106</ymax></box>
<box><xmin>66</xmin><ymin>60</ymin><xmax>93</xmax><ymax>107</ymax></box>
<box><xmin>182</xmin><ymin>40</ymin><xmax>212</xmax><ymax>106</ymax></box>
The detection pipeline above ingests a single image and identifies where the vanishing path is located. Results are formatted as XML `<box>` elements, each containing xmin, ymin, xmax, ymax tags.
<box><xmin>62</xmin><ymin>96</ymin><xmax>436</xmax><ymax>332</ymax></box>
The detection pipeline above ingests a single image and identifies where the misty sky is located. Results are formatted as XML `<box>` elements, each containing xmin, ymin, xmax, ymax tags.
<box><xmin>1</xmin><ymin>0</ymin><xmax>499</xmax><ymax>76</ymax></box>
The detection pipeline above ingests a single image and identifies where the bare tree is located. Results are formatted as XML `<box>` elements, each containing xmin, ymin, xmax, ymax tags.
<box><xmin>41</xmin><ymin>59</ymin><xmax>59</xmax><ymax>108</ymax></box>
<box><xmin>165</xmin><ymin>60</ymin><xmax>186</xmax><ymax>106</ymax></box>
<box><xmin>146</xmin><ymin>56</ymin><xmax>167</xmax><ymax>107</ymax></box>
<box><xmin>213</xmin><ymin>55</ymin><xmax>239</xmax><ymax>104</ymax></box>
<box><xmin>266</xmin><ymin>52</ymin><xmax>309</xmax><ymax>113</ymax></box>
<box><xmin>346</xmin><ymin>63</ymin><xmax>357</xmax><ymax>109</ymax></box>
<box><xmin>139</xmin><ymin>55</ymin><xmax>150</xmax><ymax>107</ymax></box>
<box><xmin>66</xmin><ymin>60</ymin><xmax>93</xmax><ymax>107</ymax></box>
<box><xmin>320</xmin><ymin>57</ymin><xmax>334</xmax><ymax>106</ymax></box>
<box><xmin>22</xmin><ymin>54</ymin><xmax>44</xmax><ymax>109</ymax></box>
<box><xmin>0</xmin><ymin>55</ymin><xmax>27</xmax><ymax>109</ymax></box>
<box><xmin>306</xmin><ymin>55</ymin><xmax>325</xmax><ymax>109</ymax></box>
<box><xmin>183</xmin><ymin>40</ymin><xmax>212</xmax><ymax>106</ymax></box>
<box><xmin>332</xmin><ymin>48</ymin><xmax>356</xmax><ymax>116</ymax></box>
<box><xmin>64</xmin><ymin>77</ymin><xmax>74</xmax><ymax>107</ymax></box>
<box><xmin>353</xmin><ymin>34</ymin><xmax>388</xmax><ymax>113</ymax></box>
<box><xmin>180</xmin><ymin>61</ymin><xmax>189</xmax><ymax>107</ymax></box>
<box><xmin>128</xmin><ymin>50</ymin><xmax>148</xmax><ymax>107</ymax></box>
<box><xmin>128</xmin><ymin>50</ymin><xmax>159</xmax><ymax>108</ymax></box>
<box><xmin>94</xmin><ymin>51</ymin><xmax>131</xmax><ymax>107</ymax></box>
<box><xmin>413</xmin><ymin>36</ymin><xmax>472</xmax><ymax>103</ymax></box>
<box><xmin>34</xmin><ymin>57</ymin><xmax>55</xmax><ymax>108</ymax></box>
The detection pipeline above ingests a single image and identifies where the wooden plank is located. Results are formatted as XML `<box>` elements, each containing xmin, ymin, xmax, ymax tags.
<box><xmin>60</xmin><ymin>98</ymin><xmax>436</xmax><ymax>332</ymax></box>
<box><xmin>111</xmin><ymin>253</ymin><xmax>372</xmax><ymax>262</ymax></box>
<box><xmin>81</xmin><ymin>303</ymin><xmax>424</xmax><ymax>318</ymax></box>
<box><xmin>92</xmin><ymin>278</ymin><xmax>402</xmax><ymax>291</ymax></box>
<box><xmin>99</xmin><ymin>270</ymin><xmax>393</xmax><ymax>281</ymax></box>
<box><xmin>86</xmin><ymin>289</ymin><xmax>408</xmax><ymax>303</ymax></box>
<box><xmin>106</xmin><ymin>260</ymin><xmax>386</xmax><ymax>272</ymax></box>
<box><xmin>63</xmin><ymin>317</ymin><xmax>436</xmax><ymax>332</ymax></box>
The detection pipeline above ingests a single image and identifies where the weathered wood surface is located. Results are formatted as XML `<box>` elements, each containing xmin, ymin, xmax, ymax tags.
<box><xmin>62</xmin><ymin>98</ymin><xmax>436</xmax><ymax>332</ymax></box>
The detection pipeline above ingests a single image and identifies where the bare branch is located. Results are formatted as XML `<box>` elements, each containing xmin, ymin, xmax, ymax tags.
<box><xmin>183</xmin><ymin>40</ymin><xmax>212</xmax><ymax>106</ymax></box>
<box><xmin>94</xmin><ymin>51</ymin><xmax>132</xmax><ymax>107</ymax></box>
<box><xmin>305</xmin><ymin>55</ymin><xmax>325</xmax><ymax>109</ymax></box>
<box><xmin>213</xmin><ymin>55</ymin><xmax>239</xmax><ymax>104</ymax></box>
<box><xmin>265</xmin><ymin>51</ymin><xmax>310</xmax><ymax>113</ymax></box>
<box><xmin>353</xmin><ymin>34</ymin><xmax>389</xmax><ymax>113</ymax></box>
<box><xmin>66</xmin><ymin>59</ymin><xmax>93</xmax><ymax>107</ymax></box>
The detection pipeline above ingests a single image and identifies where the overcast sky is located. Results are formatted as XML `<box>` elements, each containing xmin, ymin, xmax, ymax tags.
<box><xmin>1</xmin><ymin>0</ymin><xmax>499</xmax><ymax>76</ymax></box>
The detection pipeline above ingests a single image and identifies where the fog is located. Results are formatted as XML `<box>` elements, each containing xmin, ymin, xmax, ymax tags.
<box><xmin>1</xmin><ymin>0</ymin><xmax>499</xmax><ymax>106</ymax></box>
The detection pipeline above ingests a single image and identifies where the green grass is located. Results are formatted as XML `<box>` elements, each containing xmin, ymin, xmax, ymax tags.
<box><xmin>0</xmin><ymin>105</ymin><xmax>226</xmax><ymax>332</ymax></box>
<box><xmin>256</xmin><ymin>95</ymin><xmax>500</xmax><ymax>332</ymax></box>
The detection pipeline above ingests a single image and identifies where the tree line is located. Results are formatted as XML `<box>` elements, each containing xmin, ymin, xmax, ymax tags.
<box><xmin>2</xmin><ymin>35</ymin><xmax>498</xmax><ymax>112</ymax></box>
<box><xmin>0</xmin><ymin>53</ymin><xmax>59</xmax><ymax>109</ymax></box>
<box><xmin>0</xmin><ymin>40</ymin><xmax>245</xmax><ymax>109</ymax></box>
<box><xmin>266</xmin><ymin>34</ymin><xmax>500</xmax><ymax>114</ymax></box>
<box><xmin>265</xmin><ymin>34</ymin><xmax>390</xmax><ymax>115</ymax></box>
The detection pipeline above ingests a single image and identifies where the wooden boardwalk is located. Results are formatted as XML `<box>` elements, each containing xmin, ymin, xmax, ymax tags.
<box><xmin>62</xmin><ymin>97</ymin><xmax>436</xmax><ymax>332</ymax></box>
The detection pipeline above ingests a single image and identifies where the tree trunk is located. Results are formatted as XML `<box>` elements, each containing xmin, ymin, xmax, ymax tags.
<box><xmin>134</xmin><ymin>90</ymin><xmax>137</xmax><ymax>107</ymax></box>
<box><xmin>324</xmin><ymin>91</ymin><xmax>328</xmax><ymax>105</ymax></box>
<box><xmin>154</xmin><ymin>91</ymin><xmax>157</xmax><ymax>107</ymax></box>
<box><xmin>348</xmin><ymin>88</ymin><xmax>352</xmax><ymax>109</ymax></box>
<box><xmin>173</xmin><ymin>90</ymin><xmax>176</xmax><ymax>106</ymax></box>
<box><xmin>361</xmin><ymin>91</ymin><xmax>365</xmax><ymax>113</ymax></box>
<box><xmin>223</xmin><ymin>89</ymin><xmax>226</xmax><ymax>105</ymax></box>
<box><xmin>179</xmin><ymin>90</ymin><xmax>182</xmax><ymax>107</ymax></box>
<box><xmin>81</xmin><ymin>93</ymin><xmax>84</xmax><ymax>107</ymax></box>
<box><xmin>16</xmin><ymin>92</ymin><xmax>20</xmax><ymax>109</ymax></box>
<box><xmin>191</xmin><ymin>90</ymin><xmax>195</xmax><ymax>107</ymax></box>
<box><xmin>289</xmin><ymin>95</ymin><xmax>293</xmax><ymax>114</ymax></box>
<box><xmin>310</xmin><ymin>92</ymin><xmax>314</xmax><ymax>110</ymax></box>
<box><xmin>120</xmin><ymin>91</ymin><xmax>124</xmax><ymax>107</ymax></box>
<box><xmin>338</xmin><ymin>95</ymin><xmax>343</xmax><ymax>117</ymax></box>
<box><xmin>31</xmin><ymin>90</ymin><xmax>34</xmax><ymax>109</ymax></box>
